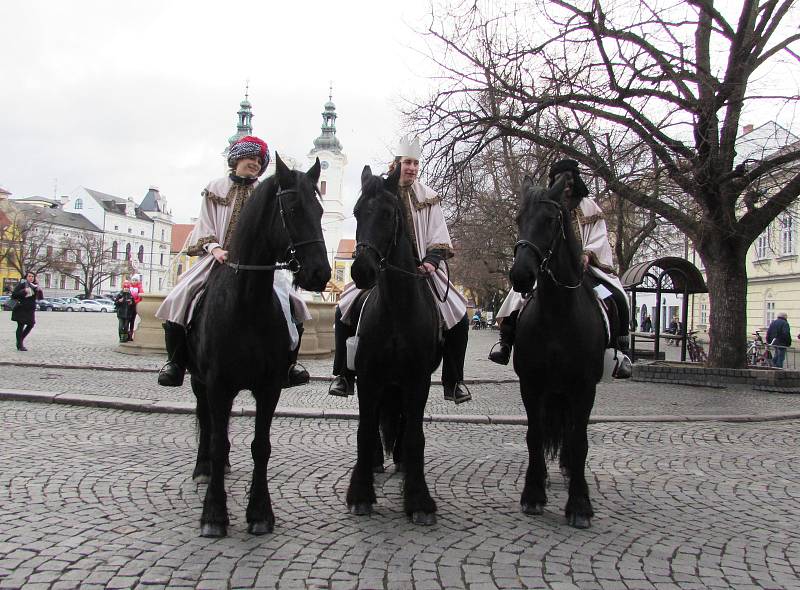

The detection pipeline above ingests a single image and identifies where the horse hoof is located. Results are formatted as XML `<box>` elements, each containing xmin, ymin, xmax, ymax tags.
<box><xmin>199</xmin><ymin>523</ymin><xmax>227</xmax><ymax>538</ymax></box>
<box><xmin>567</xmin><ymin>513</ymin><xmax>591</xmax><ymax>529</ymax></box>
<box><xmin>522</xmin><ymin>502</ymin><xmax>545</xmax><ymax>515</ymax></box>
<box><xmin>349</xmin><ymin>503</ymin><xmax>373</xmax><ymax>516</ymax></box>
<box><xmin>192</xmin><ymin>474</ymin><xmax>210</xmax><ymax>484</ymax></box>
<box><xmin>247</xmin><ymin>520</ymin><xmax>274</xmax><ymax>535</ymax></box>
<box><xmin>411</xmin><ymin>511</ymin><xmax>436</xmax><ymax>526</ymax></box>
<box><xmin>373</xmin><ymin>463</ymin><xmax>385</xmax><ymax>474</ymax></box>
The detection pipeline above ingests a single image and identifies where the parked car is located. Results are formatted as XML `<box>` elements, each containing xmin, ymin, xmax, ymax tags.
<box><xmin>0</xmin><ymin>295</ymin><xmax>11</xmax><ymax>311</ymax></box>
<box><xmin>61</xmin><ymin>297</ymin><xmax>82</xmax><ymax>312</ymax></box>
<box><xmin>37</xmin><ymin>298</ymin><xmax>65</xmax><ymax>311</ymax></box>
<box><xmin>93</xmin><ymin>297</ymin><xmax>115</xmax><ymax>306</ymax></box>
<box><xmin>80</xmin><ymin>299</ymin><xmax>114</xmax><ymax>312</ymax></box>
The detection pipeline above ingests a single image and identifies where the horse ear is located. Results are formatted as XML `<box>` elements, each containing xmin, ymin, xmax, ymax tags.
<box><xmin>384</xmin><ymin>163</ymin><xmax>401</xmax><ymax>192</ymax></box>
<box><xmin>521</xmin><ymin>175</ymin><xmax>535</xmax><ymax>199</ymax></box>
<box><xmin>306</xmin><ymin>157</ymin><xmax>321</xmax><ymax>184</ymax></box>
<box><xmin>361</xmin><ymin>165</ymin><xmax>373</xmax><ymax>186</ymax></box>
<box><xmin>547</xmin><ymin>174</ymin><xmax>568</xmax><ymax>201</ymax></box>
<box><xmin>276</xmin><ymin>153</ymin><xmax>292</xmax><ymax>186</ymax></box>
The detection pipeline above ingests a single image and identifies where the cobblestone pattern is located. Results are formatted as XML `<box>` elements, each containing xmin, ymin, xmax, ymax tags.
<box><xmin>5</xmin><ymin>363</ymin><xmax>800</xmax><ymax>420</ymax></box>
<box><xmin>1</xmin><ymin>402</ymin><xmax>799</xmax><ymax>589</ymax></box>
<box><xmin>635</xmin><ymin>363</ymin><xmax>800</xmax><ymax>388</ymax></box>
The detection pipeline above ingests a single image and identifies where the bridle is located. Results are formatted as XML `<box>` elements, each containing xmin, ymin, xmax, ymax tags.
<box><xmin>513</xmin><ymin>198</ymin><xmax>583</xmax><ymax>290</ymax></box>
<box><xmin>225</xmin><ymin>186</ymin><xmax>325</xmax><ymax>274</ymax></box>
<box><xmin>353</xmin><ymin>193</ymin><xmax>450</xmax><ymax>302</ymax></box>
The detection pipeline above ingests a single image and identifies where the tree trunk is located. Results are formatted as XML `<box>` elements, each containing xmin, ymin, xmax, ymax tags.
<box><xmin>700</xmin><ymin>238</ymin><xmax>749</xmax><ymax>368</ymax></box>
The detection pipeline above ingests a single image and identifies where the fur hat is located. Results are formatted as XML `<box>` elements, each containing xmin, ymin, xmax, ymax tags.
<box><xmin>228</xmin><ymin>136</ymin><xmax>270</xmax><ymax>176</ymax></box>
<box><xmin>395</xmin><ymin>135</ymin><xmax>422</xmax><ymax>160</ymax></box>
<box><xmin>548</xmin><ymin>158</ymin><xmax>588</xmax><ymax>203</ymax></box>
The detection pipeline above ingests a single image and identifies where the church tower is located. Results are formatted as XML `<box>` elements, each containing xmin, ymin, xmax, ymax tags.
<box><xmin>222</xmin><ymin>84</ymin><xmax>254</xmax><ymax>171</ymax></box>
<box><xmin>307</xmin><ymin>88</ymin><xmax>347</xmax><ymax>263</ymax></box>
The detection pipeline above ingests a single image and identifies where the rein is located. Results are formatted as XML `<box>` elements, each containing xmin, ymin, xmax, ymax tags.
<box><xmin>354</xmin><ymin>198</ymin><xmax>451</xmax><ymax>303</ymax></box>
<box><xmin>514</xmin><ymin>198</ymin><xmax>584</xmax><ymax>290</ymax></box>
<box><xmin>225</xmin><ymin>186</ymin><xmax>325</xmax><ymax>274</ymax></box>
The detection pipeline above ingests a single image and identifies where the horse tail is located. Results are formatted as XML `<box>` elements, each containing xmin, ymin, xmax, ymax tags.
<box><xmin>378</xmin><ymin>385</ymin><xmax>403</xmax><ymax>457</ymax></box>
<box><xmin>540</xmin><ymin>393</ymin><xmax>575</xmax><ymax>460</ymax></box>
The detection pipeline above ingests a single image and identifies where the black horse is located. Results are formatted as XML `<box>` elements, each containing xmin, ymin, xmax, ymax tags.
<box><xmin>345</xmin><ymin>165</ymin><xmax>441</xmax><ymax>525</ymax></box>
<box><xmin>509</xmin><ymin>174</ymin><xmax>605</xmax><ymax>529</ymax></box>
<box><xmin>188</xmin><ymin>155</ymin><xmax>330</xmax><ymax>537</ymax></box>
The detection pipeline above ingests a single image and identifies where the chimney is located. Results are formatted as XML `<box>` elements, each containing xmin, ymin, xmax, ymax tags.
<box><xmin>742</xmin><ymin>123</ymin><xmax>754</xmax><ymax>135</ymax></box>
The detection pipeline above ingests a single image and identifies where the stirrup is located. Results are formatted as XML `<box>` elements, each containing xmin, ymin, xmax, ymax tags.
<box><xmin>488</xmin><ymin>341</ymin><xmax>511</xmax><ymax>365</ymax></box>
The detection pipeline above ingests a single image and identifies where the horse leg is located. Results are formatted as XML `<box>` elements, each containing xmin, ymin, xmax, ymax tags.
<box><xmin>199</xmin><ymin>391</ymin><xmax>234</xmax><ymax>537</ymax></box>
<box><xmin>401</xmin><ymin>380</ymin><xmax>436</xmax><ymax>525</ymax></box>
<box><xmin>346</xmin><ymin>387</ymin><xmax>378</xmax><ymax>516</ymax></box>
<box><xmin>191</xmin><ymin>375</ymin><xmax>212</xmax><ymax>483</ymax></box>
<box><xmin>520</xmin><ymin>385</ymin><xmax>548</xmax><ymax>515</ymax></box>
<box><xmin>246</xmin><ymin>389</ymin><xmax>280</xmax><ymax>535</ymax></box>
<box><xmin>564</xmin><ymin>387</ymin><xmax>595</xmax><ymax>529</ymax></box>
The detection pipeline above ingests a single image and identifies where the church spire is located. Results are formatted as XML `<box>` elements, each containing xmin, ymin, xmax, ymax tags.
<box><xmin>311</xmin><ymin>86</ymin><xmax>343</xmax><ymax>154</ymax></box>
<box><xmin>228</xmin><ymin>82</ymin><xmax>254</xmax><ymax>148</ymax></box>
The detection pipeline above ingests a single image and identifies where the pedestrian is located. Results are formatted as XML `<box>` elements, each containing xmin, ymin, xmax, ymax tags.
<box><xmin>766</xmin><ymin>312</ymin><xmax>791</xmax><ymax>368</ymax></box>
<box><xmin>155</xmin><ymin>135</ymin><xmax>311</xmax><ymax>388</ymax></box>
<box><xmin>114</xmin><ymin>281</ymin><xmax>137</xmax><ymax>342</ymax></box>
<box><xmin>328</xmin><ymin>135</ymin><xmax>472</xmax><ymax>403</ymax></box>
<box><xmin>10</xmin><ymin>271</ymin><xmax>43</xmax><ymax>351</ymax></box>
<box><xmin>642</xmin><ymin>315</ymin><xmax>652</xmax><ymax>333</ymax></box>
<box><xmin>488</xmin><ymin>159</ymin><xmax>631</xmax><ymax>378</ymax></box>
<box><xmin>127</xmin><ymin>275</ymin><xmax>143</xmax><ymax>341</ymax></box>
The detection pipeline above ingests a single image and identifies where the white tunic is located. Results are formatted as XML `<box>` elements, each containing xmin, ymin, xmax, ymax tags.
<box><xmin>155</xmin><ymin>175</ymin><xmax>310</xmax><ymax>347</ymax></box>
<box><xmin>338</xmin><ymin>180</ymin><xmax>467</xmax><ymax>330</ymax></box>
<box><xmin>497</xmin><ymin>197</ymin><xmax>625</xmax><ymax>319</ymax></box>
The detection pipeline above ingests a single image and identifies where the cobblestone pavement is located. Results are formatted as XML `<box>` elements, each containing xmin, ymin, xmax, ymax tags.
<box><xmin>1</xmin><ymin>402</ymin><xmax>799</xmax><ymax>590</ymax></box>
<box><xmin>2</xmin><ymin>311</ymin><xmax>800</xmax><ymax>588</ymax></box>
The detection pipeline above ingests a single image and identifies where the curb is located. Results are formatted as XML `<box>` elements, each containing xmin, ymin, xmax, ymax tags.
<box><xmin>3</xmin><ymin>388</ymin><xmax>800</xmax><ymax>425</ymax></box>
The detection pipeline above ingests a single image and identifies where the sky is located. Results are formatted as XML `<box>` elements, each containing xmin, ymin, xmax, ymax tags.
<box><xmin>0</xmin><ymin>1</ymin><xmax>437</xmax><ymax>227</ymax></box>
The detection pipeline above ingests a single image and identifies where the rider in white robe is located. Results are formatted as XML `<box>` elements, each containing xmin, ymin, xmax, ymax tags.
<box><xmin>156</xmin><ymin>136</ymin><xmax>311</xmax><ymax>387</ymax></box>
<box><xmin>489</xmin><ymin>159</ymin><xmax>631</xmax><ymax>376</ymax></box>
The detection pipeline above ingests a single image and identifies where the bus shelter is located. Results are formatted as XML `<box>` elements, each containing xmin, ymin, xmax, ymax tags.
<box><xmin>621</xmin><ymin>257</ymin><xmax>708</xmax><ymax>362</ymax></box>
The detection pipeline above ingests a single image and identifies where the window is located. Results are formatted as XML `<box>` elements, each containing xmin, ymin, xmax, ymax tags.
<box><xmin>321</xmin><ymin>180</ymin><xmax>327</xmax><ymax>196</ymax></box>
<box><xmin>755</xmin><ymin>232</ymin><xmax>769</xmax><ymax>260</ymax></box>
<box><xmin>44</xmin><ymin>274</ymin><xmax>51</xmax><ymax>288</ymax></box>
<box><xmin>125</xmin><ymin>243</ymin><xmax>131</xmax><ymax>260</ymax></box>
<box><xmin>75</xmin><ymin>198</ymin><xmax>83</xmax><ymax>210</ymax></box>
<box><xmin>46</xmin><ymin>245</ymin><xmax>53</xmax><ymax>257</ymax></box>
<box><xmin>161</xmin><ymin>228</ymin><xmax>165</xmax><ymax>241</ymax></box>
<box><xmin>158</xmin><ymin>278</ymin><xmax>164</xmax><ymax>290</ymax></box>
<box><xmin>110</xmin><ymin>274</ymin><xmax>117</xmax><ymax>287</ymax></box>
<box><xmin>73</xmin><ymin>278</ymin><xmax>79</xmax><ymax>290</ymax></box>
<box><xmin>335</xmin><ymin>267</ymin><xmax>344</xmax><ymax>282</ymax></box>
<box><xmin>140</xmin><ymin>230</ymin><xmax>145</xmax><ymax>236</ymax></box>
<box><xmin>177</xmin><ymin>263</ymin><xmax>184</xmax><ymax>276</ymax></box>
<box><xmin>114</xmin><ymin>225</ymin><xmax>119</xmax><ymax>231</ymax></box>
<box><xmin>138</xmin><ymin>245</ymin><xmax>144</xmax><ymax>263</ymax></box>
<box><xmin>60</xmin><ymin>276</ymin><xmax>66</xmax><ymax>289</ymax></box>
<box><xmin>700</xmin><ymin>303</ymin><xmax>707</xmax><ymax>326</ymax></box>
<box><xmin>128</xmin><ymin>227</ymin><xmax>132</xmax><ymax>234</ymax></box>
<box><xmin>75</xmin><ymin>249</ymin><xmax>81</xmax><ymax>262</ymax></box>
<box><xmin>160</xmin><ymin>253</ymin><xmax>164</xmax><ymax>265</ymax></box>
<box><xmin>112</xmin><ymin>241</ymin><xmax>118</xmax><ymax>259</ymax></box>
<box><xmin>781</xmin><ymin>214</ymin><xmax>795</xmax><ymax>255</ymax></box>
<box><xmin>765</xmin><ymin>298</ymin><xmax>776</xmax><ymax>328</ymax></box>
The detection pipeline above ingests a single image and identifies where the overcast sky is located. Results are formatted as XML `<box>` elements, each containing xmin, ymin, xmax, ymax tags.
<box><xmin>0</xmin><ymin>1</ymin><xmax>436</xmax><ymax>226</ymax></box>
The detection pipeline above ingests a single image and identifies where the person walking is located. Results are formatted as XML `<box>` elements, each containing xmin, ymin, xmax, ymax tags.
<box><xmin>10</xmin><ymin>271</ymin><xmax>43</xmax><ymax>351</ymax></box>
<box><xmin>328</xmin><ymin>135</ymin><xmax>472</xmax><ymax>404</ymax></box>
<box><xmin>114</xmin><ymin>280</ymin><xmax>137</xmax><ymax>342</ymax></box>
<box><xmin>766</xmin><ymin>312</ymin><xmax>791</xmax><ymax>368</ymax></box>
<box><xmin>155</xmin><ymin>135</ymin><xmax>311</xmax><ymax>388</ymax></box>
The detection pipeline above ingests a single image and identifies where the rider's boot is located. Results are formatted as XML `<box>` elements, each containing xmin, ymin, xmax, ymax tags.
<box><xmin>285</xmin><ymin>323</ymin><xmax>310</xmax><ymax>388</ymax></box>
<box><xmin>606</xmin><ymin>293</ymin><xmax>632</xmax><ymax>379</ymax></box>
<box><xmin>488</xmin><ymin>310</ymin><xmax>518</xmax><ymax>365</ymax></box>
<box><xmin>329</xmin><ymin>307</ymin><xmax>356</xmax><ymax>396</ymax></box>
<box><xmin>158</xmin><ymin>322</ymin><xmax>187</xmax><ymax>387</ymax></box>
<box><xmin>443</xmin><ymin>314</ymin><xmax>471</xmax><ymax>404</ymax></box>
<box><xmin>119</xmin><ymin>329</ymin><xmax>128</xmax><ymax>343</ymax></box>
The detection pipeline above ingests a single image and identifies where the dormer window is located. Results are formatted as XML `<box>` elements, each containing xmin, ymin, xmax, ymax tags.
<box><xmin>74</xmin><ymin>198</ymin><xmax>83</xmax><ymax>210</ymax></box>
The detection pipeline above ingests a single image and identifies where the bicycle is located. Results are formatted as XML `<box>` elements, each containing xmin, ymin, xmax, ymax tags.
<box><xmin>746</xmin><ymin>330</ymin><xmax>772</xmax><ymax>367</ymax></box>
<box><xmin>686</xmin><ymin>330</ymin><xmax>708</xmax><ymax>363</ymax></box>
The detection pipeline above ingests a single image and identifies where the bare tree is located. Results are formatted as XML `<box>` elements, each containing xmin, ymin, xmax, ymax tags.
<box><xmin>0</xmin><ymin>202</ymin><xmax>58</xmax><ymax>278</ymax></box>
<box><xmin>410</xmin><ymin>0</ymin><xmax>800</xmax><ymax>367</ymax></box>
<box><xmin>51</xmin><ymin>231</ymin><xmax>127</xmax><ymax>297</ymax></box>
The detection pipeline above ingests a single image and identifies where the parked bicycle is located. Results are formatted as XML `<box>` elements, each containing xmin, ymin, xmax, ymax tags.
<box><xmin>686</xmin><ymin>330</ymin><xmax>708</xmax><ymax>363</ymax></box>
<box><xmin>746</xmin><ymin>330</ymin><xmax>772</xmax><ymax>367</ymax></box>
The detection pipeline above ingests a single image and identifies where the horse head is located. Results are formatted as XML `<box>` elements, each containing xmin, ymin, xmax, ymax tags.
<box><xmin>510</xmin><ymin>174</ymin><xmax>579</xmax><ymax>293</ymax></box>
<box><xmin>350</xmin><ymin>164</ymin><xmax>402</xmax><ymax>289</ymax></box>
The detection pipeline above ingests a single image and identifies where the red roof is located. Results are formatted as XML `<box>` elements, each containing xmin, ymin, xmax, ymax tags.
<box><xmin>171</xmin><ymin>223</ymin><xmax>195</xmax><ymax>253</ymax></box>
<box><xmin>335</xmin><ymin>238</ymin><xmax>355</xmax><ymax>259</ymax></box>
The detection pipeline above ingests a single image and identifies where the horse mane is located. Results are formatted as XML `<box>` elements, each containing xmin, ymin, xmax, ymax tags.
<box><xmin>519</xmin><ymin>182</ymin><xmax>583</xmax><ymax>266</ymax></box>
<box><xmin>227</xmin><ymin>175</ymin><xmax>280</xmax><ymax>262</ymax></box>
